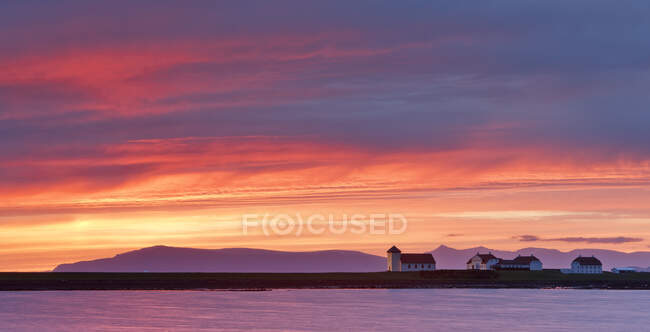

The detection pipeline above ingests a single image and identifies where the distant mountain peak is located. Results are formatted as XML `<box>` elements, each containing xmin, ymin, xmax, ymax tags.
<box><xmin>431</xmin><ymin>245</ymin><xmax>650</xmax><ymax>270</ymax></box>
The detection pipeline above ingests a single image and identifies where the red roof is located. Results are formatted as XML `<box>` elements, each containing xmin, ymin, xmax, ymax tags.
<box><xmin>466</xmin><ymin>253</ymin><xmax>497</xmax><ymax>264</ymax></box>
<box><xmin>573</xmin><ymin>256</ymin><xmax>602</xmax><ymax>266</ymax></box>
<box><xmin>498</xmin><ymin>255</ymin><xmax>540</xmax><ymax>265</ymax></box>
<box><xmin>400</xmin><ymin>253</ymin><xmax>436</xmax><ymax>264</ymax></box>
<box><xmin>387</xmin><ymin>246</ymin><xmax>401</xmax><ymax>253</ymax></box>
<box><xmin>513</xmin><ymin>255</ymin><xmax>540</xmax><ymax>264</ymax></box>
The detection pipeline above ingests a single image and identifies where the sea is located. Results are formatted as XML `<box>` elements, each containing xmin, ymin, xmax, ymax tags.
<box><xmin>0</xmin><ymin>289</ymin><xmax>648</xmax><ymax>331</ymax></box>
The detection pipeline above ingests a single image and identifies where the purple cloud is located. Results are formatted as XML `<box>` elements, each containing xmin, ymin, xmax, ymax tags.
<box><xmin>516</xmin><ymin>235</ymin><xmax>541</xmax><ymax>242</ymax></box>
<box><xmin>516</xmin><ymin>235</ymin><xmax>643</xmax><ymax>244</ymax></box>
<box><xmin>551</xmin><ymin>237</ymin><xmax>644</xmax><ymax>244</ymax></box>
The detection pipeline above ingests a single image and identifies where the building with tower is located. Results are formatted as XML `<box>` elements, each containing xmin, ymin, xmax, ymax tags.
<box><xmin>387</xmin><ymin>246</ymin><xmax>436</xmax><ymax>272</ymax></box>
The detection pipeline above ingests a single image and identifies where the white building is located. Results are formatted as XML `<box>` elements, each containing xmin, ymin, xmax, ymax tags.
<box><xmin>466</xmin><ymin>253</ymin><xmax>499</xmax><ymax>270</ymax></box>
<box><xmin>612</xmin><ymin>267</ymin><xmax>637</xmax><ymax>274</ymax></box>
<box><xmin>569</xmin><ymin>256</ymin><xmax>603</xmax><ymax>274</ymax></box>
<box><xmin>387</xmin><ymin>246</ymin><xmax>436</xmax><ymax>272</ymax></box>
<box><xmin>494</xmin><ymin>255</ymin><xmax>543</xmax><ymax>271</ymax></box>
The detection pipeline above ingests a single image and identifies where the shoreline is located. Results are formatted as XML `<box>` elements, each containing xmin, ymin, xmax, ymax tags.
<box><xmin>1</xmin><ymin>271</ymin><xmax>649</xmax><ymax>291</ymax></box>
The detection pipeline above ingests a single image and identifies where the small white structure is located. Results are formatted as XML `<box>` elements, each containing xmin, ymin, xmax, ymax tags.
<box><xmin>569</xmin><ymin>256</ymin><xmax>603</xmax><ymax>274</ymax></box>
<box><xmin>494</xmin><ymin>255</ymin><xmax>543</xmax><ymax>271</ymax></box>
<box><xmin>387</xmin><ymin>246</ymin><xmax>436</xmax><ymax>272</ymax></box>
<box><xmin>466</xmin><ymin>253</ymin><xmax>499</xmax><ymax>270</ymax></box>
<box><xmin>612</xmin><ymin>267</ymin><xmax>637</xmax><ymax>274</ymax></box>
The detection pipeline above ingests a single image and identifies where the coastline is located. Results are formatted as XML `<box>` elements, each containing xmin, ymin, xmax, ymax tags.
<box><xmin>2</xmin><ymin>270</ymin><xmax>650</xmax><ymax>291</ymax></box>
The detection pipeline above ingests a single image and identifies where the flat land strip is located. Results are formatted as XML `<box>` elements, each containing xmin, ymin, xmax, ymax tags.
<box><xmin>1</xmin><ymin>270</ymin><xmax>649</xmax><ymax>290</ymax></box>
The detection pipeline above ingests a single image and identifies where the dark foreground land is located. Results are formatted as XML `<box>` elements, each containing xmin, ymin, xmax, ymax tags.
<box><xmin>1</xmin><ymin>270</ymin><xmax>650</xmax><ymax>291</ymax></box>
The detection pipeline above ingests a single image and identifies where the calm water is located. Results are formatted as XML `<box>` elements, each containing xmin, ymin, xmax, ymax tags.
<box><xmin>0</xmin><ymin>289</ymin><xmax>649</xmax><ymax>331</ymax></box>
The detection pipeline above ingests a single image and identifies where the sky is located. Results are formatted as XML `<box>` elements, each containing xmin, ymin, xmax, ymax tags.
<box><xmin>2</xmin><ymin>1</ymin><xmax>650</xmax><ymax>271</ymax></box>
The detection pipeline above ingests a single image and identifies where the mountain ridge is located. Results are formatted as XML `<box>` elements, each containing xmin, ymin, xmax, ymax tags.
<box><xmin>53</xmin><ymin>244</ymin><xmax>650</xmax><ymax>272</ymax></box>
<box><xmin>429</xmin><ymin>245</ymin><xmax>650</xmax><ymax>270</ymax></box>
<box><xmin>53</xmin><ymin>246</ymin><xmax>387</xmax><ymax>272</ymax></box>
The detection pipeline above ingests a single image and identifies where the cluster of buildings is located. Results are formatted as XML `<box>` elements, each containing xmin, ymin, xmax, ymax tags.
<box><xmin>466</xmin><ymin>252</ymin><xmax>544</xmax><ymax>271</ymax></box>
<box><xmin>386</xmin><ymin>246</ymin><xmax>604</xmax><ymax>274</ymax></box>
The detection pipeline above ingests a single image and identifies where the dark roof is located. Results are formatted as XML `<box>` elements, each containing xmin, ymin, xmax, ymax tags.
<box><xmin>400</xmin><ymin>253</ymin><xmax>436</xmax><ymax>264</ymax></box>
<box><xmin>466</xmin><ymin>253</ymin><xmax>498</xmax><ymax>264</ymax></box>
<box><xmin>573</xmin><ymin>256</ymin><xmax>602</xmax><ymax>266</ymax></box>
<box><xmin>512</xmin><ymin>255</ymin><xmax>540</xmax><ymax>264</ymax></box>
<box><xmin>497</xmin><ymin>255</ymin><xmax>540</xmax><ymax>265</ymax></box>
<box><xmin>387</xmin><ymin>246</ymin><xmax>401</xmax><ymax>253</ymax></box>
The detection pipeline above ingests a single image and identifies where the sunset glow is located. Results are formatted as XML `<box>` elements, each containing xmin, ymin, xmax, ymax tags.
<box><xmin>2</xmin><ymin>1</ymin><xmax>650</xmax><ymax>271</ymax></box>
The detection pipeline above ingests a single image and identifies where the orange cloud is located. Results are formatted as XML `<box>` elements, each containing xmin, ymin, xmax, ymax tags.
<box><xmin>2</xmin><ymin>135</ymin><xmax>649</xmax><ymax>214</ymax></box>
<box><xmin>3</xmin><ymin>2</ymin><xmax>650</xmax><ymax>271</ymax></box>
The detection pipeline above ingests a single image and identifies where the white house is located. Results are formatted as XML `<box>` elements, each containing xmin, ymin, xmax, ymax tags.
<box><xmin>387</xmin><ymin>246</ymin><xmax>436</xmax><ymax>272</ymax></box>
<box><xmin>466</xmin><ymin>253</ymin><xmax>499</xmax><ymax>270</ymax></box>
<box><xmin>569</xmin><ymin>256</ymin><xmax>603</xmax><ymax>274</ymax></box>
<box><xmin>493</xmin><ymin>255</ymin><xmax>543</xmax><ymax>271</ymax></box>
